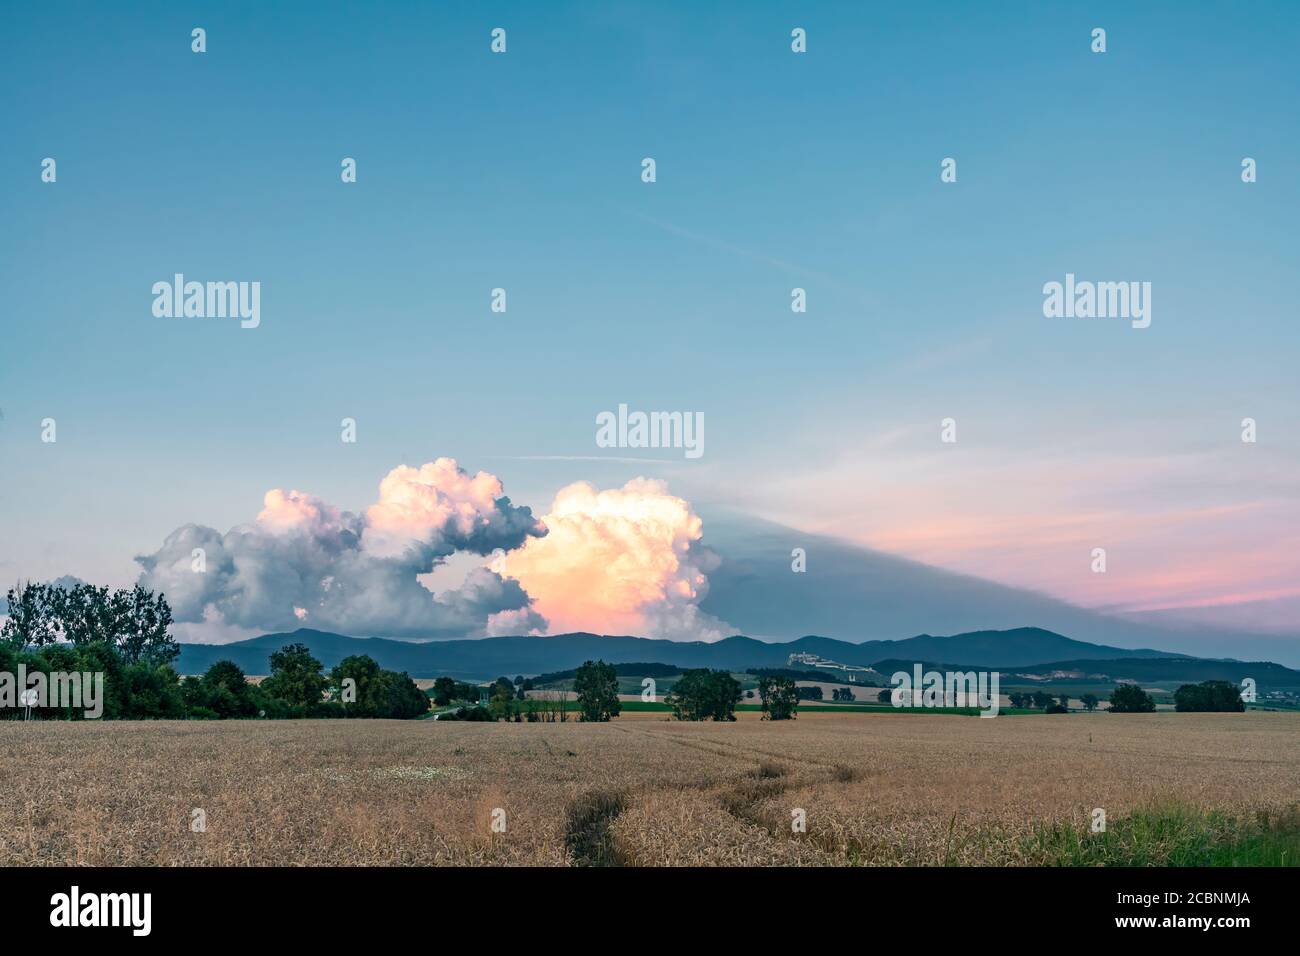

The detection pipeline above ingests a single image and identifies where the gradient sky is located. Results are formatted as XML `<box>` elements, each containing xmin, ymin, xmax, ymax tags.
<box><xmin>2</xmin><ymin>1</ymin><xmax>1297</xmax><ymax>635</ymax></box>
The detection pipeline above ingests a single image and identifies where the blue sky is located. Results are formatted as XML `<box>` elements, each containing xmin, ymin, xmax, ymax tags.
<box><xmin>2</xmin><ymin>2</ymin><xmax>1298</xmax><ymax>639</ymax></box>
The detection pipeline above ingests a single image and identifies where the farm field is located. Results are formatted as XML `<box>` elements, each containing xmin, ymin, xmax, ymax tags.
<box><xmin>2</xmin><ymin>712</ymin><xmax>1297</xmax><ymax>866</ymax></box>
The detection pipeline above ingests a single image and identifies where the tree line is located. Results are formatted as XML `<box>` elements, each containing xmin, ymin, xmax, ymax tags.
<box><xmin>431</xmin><ymin>663</ymin><xmax>756</xmax><ymax>723</ymax></box>
<box><xmin>2</xmin><ymin>582</ymin><xmax>427</xmax><ymax>720</ymax></box>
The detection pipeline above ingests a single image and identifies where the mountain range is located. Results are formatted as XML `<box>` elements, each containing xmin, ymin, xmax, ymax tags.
<box><xmin>174</xmin><ymin>626</ymin><xmax>1300</xmax><ymax>689</ymax></box>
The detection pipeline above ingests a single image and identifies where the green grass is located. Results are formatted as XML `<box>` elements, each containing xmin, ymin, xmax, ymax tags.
<box><xmin>1026</xmin><ymin>804</ymin><xmax>1300</xmax><ymax>866</ymax></box>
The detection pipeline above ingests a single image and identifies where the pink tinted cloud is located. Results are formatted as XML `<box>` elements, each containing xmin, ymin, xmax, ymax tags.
<box><xmin>757</xmin><ymin>440</ymin><xmax>1300</xmax><ymax>619</ymax></box>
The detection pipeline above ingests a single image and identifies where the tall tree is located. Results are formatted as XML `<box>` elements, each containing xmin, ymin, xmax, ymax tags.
<box><xmin>758</xmin><ymin>675</ymin><xmax>798</xmax><ymax>720</ymax></box>
<box><xmin>1</xmin><ymin>581</ymin><xmax>57</xmax><ymax>647</ymax></box>
<box><xmin>118</xmin><ymin>584</ymin><xmax>179</xmax><ymax>665</ymax></box>
<box><xmin>261</xmin><ymin>642</ymin><xmax>327</xmax><ymax>709</ymax></box>
<box><xmin>573</xmin><ymin>660</ymin><xmax>620</xmax><ymax>722</ymax></box>
<box><xmin>183</xmin><ymin>659</ymin><xmax>258</xmax><ymax>718</ymax></box>
<box><xmin>665</xmin><ymin>669</ymin><xmax>742</xmax><ymax>721</ymax></box>
<box><xmin>1109</xmin><ymin>684</ymin><xmax>1156</xmax><ymax>713</ymax></box>
<box><xmin>430</xmin><ymin>676</ymin><xmax>457</xmax><ymax>706</ymax></box>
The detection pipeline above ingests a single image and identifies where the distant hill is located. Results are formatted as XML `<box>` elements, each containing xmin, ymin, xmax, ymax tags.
<box><xmin>177</xmin><ymin>625</ymin><xmax>1194</xmax><ymax>681</ymax></box>
<box><xmin>870</xmin><ymin>656</ymin><xmax>1300</xmax><ymax>690</ymax></box>
<box><xmin>1007</xmin><ymin>657</ymin><xmax>1300</xmax><ymax>689</ymax></box>
<box><xmin>831</xmin><ymin>627</ymin><xmax>1184</xmax><ymax>667</ymax></box>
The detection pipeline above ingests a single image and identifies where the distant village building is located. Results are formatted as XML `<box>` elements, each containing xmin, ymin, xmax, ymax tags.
<box><xmin>787</xmin><ymin>652</ymin><xmax>879</xmax><ymax>683</ymax></box>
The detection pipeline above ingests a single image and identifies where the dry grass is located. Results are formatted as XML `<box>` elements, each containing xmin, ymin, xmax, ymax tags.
<box><xmin>2</xmin><ymin>712</ymin><xmax>1297</xmax><ymax>866</ymax></box>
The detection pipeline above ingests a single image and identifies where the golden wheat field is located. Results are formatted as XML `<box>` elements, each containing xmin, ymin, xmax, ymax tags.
<box><xmin>3</xmin><ymin>712</ymin><xmax>1297</xmax><ymax>866</ymax></box>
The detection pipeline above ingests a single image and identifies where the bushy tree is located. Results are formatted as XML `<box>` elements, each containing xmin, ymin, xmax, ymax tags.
<box><xmin>665</xmin><ymin>669</ymin><xmax>742</xmax><ymax>721</ymax></box>
<box><xmin>2</xmin><ymin>581</ymin><xmax>178</xmax><ymax>666</ymax></box>
<box><xmin>758</xmin><ymin>675</ymin><xmax>798</xmax><ymax>720</ymax></box>
<box><xmin>487</xmin><ymin>676</ymin><xmax>519</xmax><ymax>720</ymax></box>
<box><xmin>118</xmin><ymin>662</ymin><xmax>187</xmax><ymax>717</ymax></box>
<box><xmin>1081</xmin><ymin>693</ymin><xmax>1099</xmax><ymax>712</ymax></box>
<box><xmin>116</xmin><ymin>584</ymin><xmax>179</xmax><ymax>666</ymax></box>
<box><xmin>430</xmin><ymin>676</ymin><xmax>456</xmax><ymax>706</ymax></box>
<box><xmin>183</xmin><ymin>659</ymin><xmax>260</xmax><ymax>718</ymax></box>
<box><xmin>260</xmin><ymin>643</ymin><xmax>326</xmax><ymax>710</ymax></box>
<box><xmin>1109</xmin><ymin>683</ymin><xmax>1156</xmax><ymax>713</ymax></box>
<box><xmin>1</xmin><ymin>581</ymin><xmax>58</xmax><ymax>647</ymax></box>
<box><xmin>1173</xmin><ymin>680</ymin><xmax>1244</xmax><ymax>713</ymax></box>
<box><xmin>440</xmin><ymin>704</ymin><xmax>494</xmax><ymax>721</ymax></box>
<box><xmin>429</xmin><ymin>676</ymin><xmax>482</xmax><ymax>707</ymax></box>
<box><xmin>573</xmin><ymin>660</ymin><xmax>620</xmax><ymax>722</ymax></box>
<box><xmin>330</xmin><ymin>654</ymin><xmax>381</xmax><ymax>709</ymax></box>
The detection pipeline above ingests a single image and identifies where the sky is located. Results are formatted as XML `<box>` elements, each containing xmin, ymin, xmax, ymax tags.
<box><xmin>1</xmin><ymin>2</ymin><xmax>1297</xmax><ymax>646</ymax></box>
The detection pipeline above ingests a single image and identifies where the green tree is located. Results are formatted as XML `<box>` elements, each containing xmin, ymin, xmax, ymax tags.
<box><xmin>119</xmin><ymin>662</ymin><xmax>187</xmax><ymax>718</ymax></box>
<box><xmin>757</xmin><ymin>675</ymin><xmax>798</xmax><ymax>720</ymax></box>
<box><xmin>430</xmin><ymin>676</ymin><xmax>459</xmax><ymax>706</ymax></box>
<box><xmin>74</xmin><ymin>641</ymin><xmax>127</xmax><ymax>718</ymax></box>
<box><xmin>260</xmin><ymin>642</ymin><xmax>326</xmax><ymax>710</ymax></box>
<box><xmin>1081</xmin><ymin>693</ymin><xmax>1099</xmax><ymax>712</ymax></box>
<box><xmin>488</xmin><ymin>677</ymin><xmax>518</xmax><ymax>721</ymax></box>
<box><xmin>12</xmin><ymin>582</ymin><xmax>180</xmax><ymax>666</ymax></box>
<box><xmin>320</xmin><ymin>660</ymin><xmax>425</xmax><ymax>718</ymax></box>
<box><xmin>1</xmin><ymin>581</ymin><xmax>58</xmax><ymax>647</ymax></box>
<box><xmin>1109</xmin><ymin>684</ymin><xmax>1156</xmax><ymax>713</ymax></box>
<box><xmin>665</xmin><ymin>669</ymin><xmax>742</xmax><ymax>721</ymax></box>
<box><xmin>116</xmin><ymin>584</ymin><xmax>180</xmax><ymax>666</ymax></box>
<box><xmin>1173</xmin><ymin>680</ymin><xmax>1244</xmax><ymax>713</ymax></box>
<box><xmin>330</xmin><ymin>654</ymin><xmax>382</xmax><ymax>713</ymax></box>
<box><xmin>186</xmin><ymin>659</ymin><xmax>259</xmax><ymax>718</ymax></box>
<box><xmin>355</xmin><ymin>667</ymin><xmax>428</xmax><ymax>719</ymax></box>
<box><xmin>47</xmin><ymin>583</ymin><xmax>117</xmax><ymax>646</ymax></box>
<box><xmin>573</xmin><ymin>660</ymin><xmax>621</xmax><ymax>722</ymax></box>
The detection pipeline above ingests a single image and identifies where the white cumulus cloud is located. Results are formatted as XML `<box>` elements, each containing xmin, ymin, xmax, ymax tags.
<box><xmin>502</xmin><ymin>478</ymin><xmax>733</xmax><ymax>642</ymax></box>
<box><xmin>135</xmin><ymin>458</ymin><xmax>546</xmax><ymax>640</ymax></box>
